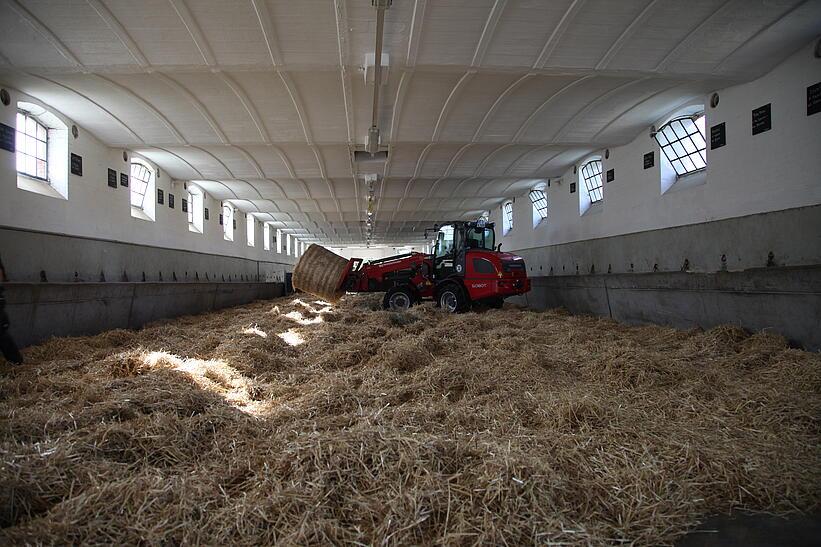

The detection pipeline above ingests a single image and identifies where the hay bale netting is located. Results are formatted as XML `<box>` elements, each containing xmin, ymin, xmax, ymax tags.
<box><xmin>292</xmin><ymin>244</ymin><xmax>350</xmax><ymax>302</ymax></box>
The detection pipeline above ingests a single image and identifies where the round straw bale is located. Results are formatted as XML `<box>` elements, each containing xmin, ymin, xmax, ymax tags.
<box><xmin>292</xmin><ymin>244</ymin><xmax>350</xmax><ymax>302</ymax></box>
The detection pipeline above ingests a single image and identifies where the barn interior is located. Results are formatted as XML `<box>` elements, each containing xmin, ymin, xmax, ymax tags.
<box><xmin>0</xmin><ymin>1</ymin><xmax>819</xmax><ymax>545</ymax></box>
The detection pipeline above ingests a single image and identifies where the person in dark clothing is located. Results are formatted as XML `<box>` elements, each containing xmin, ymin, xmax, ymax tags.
<box><xmin>0</xmin><ymin>258</ymin><xmax>23</xmax><ymax>365</ymax></box>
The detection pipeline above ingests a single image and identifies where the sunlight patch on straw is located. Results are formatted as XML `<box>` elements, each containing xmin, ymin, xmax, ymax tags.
<box><xmin>241</xmin><ymin>326</ymin><xmax>268</xmax><ymax>338</ymax></box>
<box><xmin>277</xmin><ymin>329</ymin><xmax>305</xmax><ymax>346</ymax></box>
<box><xmin>284</xmin><ymin>311</ymin><xmax>324</xmax><ymax>325</ymax></box>
<box><xmin>141</xmin><ymin>351</ymin><xmax>263</xmax><ymax>414</ymax></box>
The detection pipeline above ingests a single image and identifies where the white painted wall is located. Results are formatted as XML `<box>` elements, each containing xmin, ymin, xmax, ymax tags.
<box><xmin>0</xmin><ymin>87</ymin><xmax>295</xmax><ymax>271</ymax></box>
<box><xmin>326</xmin><ymin>245</ymin><xmax>425</xmax><ymax>261</ymax></box>
<box><xmin>492</xmin><ymin>42</ymin><xmax>821</xmax><ymax>255</ymax></box>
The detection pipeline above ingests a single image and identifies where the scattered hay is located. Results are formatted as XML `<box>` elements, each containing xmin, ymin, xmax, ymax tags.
<box><xmin>0</xmin><ymin>293</ymin><xmax>819</xmax><ymax>545</ymax></box>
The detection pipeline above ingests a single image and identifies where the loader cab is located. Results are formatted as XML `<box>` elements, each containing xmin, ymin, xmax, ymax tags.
<box><xmin>432</xmin><ymin>220</ymin><xmax>496</xmax><ymax>280</ymax></box>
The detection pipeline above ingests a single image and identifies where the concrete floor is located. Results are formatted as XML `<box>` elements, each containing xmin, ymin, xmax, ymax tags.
<box><xmin>677</xmin><ymin>513</ymin><xmax>821</xmax><ymax>547</ymax></box>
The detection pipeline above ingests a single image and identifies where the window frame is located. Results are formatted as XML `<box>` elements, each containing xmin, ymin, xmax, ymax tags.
<box><xmin>130</xmin><ymin>159</ymin><xmax>154</xmax><ymax>211</ymax></box>
<box><xmin>502</xmin><ymin>201</ymin><xmax>514</xmax><ymax>235</ymax></box>
<box><xmin>246</xmin><ymin>214</ymin><xmax>255</xmax><ymax>247</ymax></box>
<box><xmin>187</xmin><ymin>185</ymin><xmax>204</xmax><ymax>234</ymax></box>
<box><xmin>653</xmin><ymin>113</ymin><xmax>707</xmax><ymax>178</ymax></box>
<box><xmin>16</xmin><ymin>110</ymin><xmax>50</xmax><ymax>183</ymax></box>
<box><xmin>580</xmin><ymin>160</ymin><xmax>603</xmax><ymax>204</ymax></box>
<box><xmin>529</xmin><ymin>187</ymin><xmax>547</xmax><ymax>227</ymax></box>
<box><xmin>223</xmin><ymin>203</ymin><xmax>234</xmax><ymax>241</ymax></box>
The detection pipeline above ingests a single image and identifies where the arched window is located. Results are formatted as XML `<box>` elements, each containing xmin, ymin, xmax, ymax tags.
<box><xmin>15</xmin><ymin>101</ymin><xmax>68</xmax><ymax>199</ymax></box>
<box><xmin>580</xmin><ymin>160</ymin><xmax>603</xmax><ymax>204</ymax></box>
<box><xmin>529</xmin><ymin>186</ymin><xmax>547</xmax><ymax>227</ymax></box>
<box><xmin>502</xmin><ymin>201</ymin><xmax>513</xmax><ymax>235</ymax></box>
<box><xmin>222</xmin><ymin>203</ymin><xmax>234</xmax><ymax>241</ymax></box>
<box><xmin>653</xmin><ymin>112</ymin><xmax>706</xmax><ymax>177</ymax></box>
<box><xmin>130</xmin><ymin>159</ymin><xmax>156</xmax><ymax>221</ymax></box>
<box><xmin>187</xmin><ymin>185</ymin><xmax>204</xmax><ymax>233</ymax></box>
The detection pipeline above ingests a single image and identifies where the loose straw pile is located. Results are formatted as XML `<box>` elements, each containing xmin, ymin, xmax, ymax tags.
<box><xmin>1</xmin><ymin>294</ymin><xmax>818</xmax><ymax>545</ymax></box>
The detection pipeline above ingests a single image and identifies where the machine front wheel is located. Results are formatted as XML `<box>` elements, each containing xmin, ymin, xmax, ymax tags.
<box><xmin>437</xmin><ymin>283</ymin><xmax>469</xmax><ymax>313</ymax></box>
<box><xmin>383</xmin><ymin>286</ymin><xmax>415</xmax><ymax>312</ymax></box>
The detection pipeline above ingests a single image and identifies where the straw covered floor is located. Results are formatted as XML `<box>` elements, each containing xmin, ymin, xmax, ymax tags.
<box><xmin>1</xmin><ymin>294</ymin><xmax>819</xmax><ymax>545</ymax></box>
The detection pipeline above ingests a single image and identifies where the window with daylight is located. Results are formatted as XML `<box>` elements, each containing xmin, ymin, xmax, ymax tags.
<box><xmin>653</xmin><ymin>114</ymin><xmax>706</xmax><ymax>177</ymax></box>
<box><xmin>276</xmin><ymin>228</ymin><xmax>282</xmax><ymax>253</ymax></box>
<box><xmin>187</xmin><ymin>185</ymin><xmax>204</xmax><ymax>233</ymax></box>
<box><xmin>16</xmin><ymin>111</ymin><xmax>48</xmax><ymax>180</ymax></box>
<box><xmin>529</xmin><ymin>187</ymin><xmax>547</xmax><ymax>228</ymax></box>
<box><xmin>581</xmin><ymin>160</ymin><xmax>603</xmax><ymax>204</ymax></box>
<box><xmin>130</xmin><ymin>159</ymin><xmax>156</xmax><ymax>221</ymax></box>
<box><xmin>15</xmin><ymin>102</ymin><xmax>68</xmax><ymax>199</ymax></box>
<box><xmin>263</xmin><ymin>223</ymin><xmax>271</xmax><ymax>251</ymax></box>
<box><xmin>223</xmin><ymin>203</ymin><xmax>234</xmax><ymax>241</ymax></box>
<box><xmin>246</xmin><ymin>215</ymin><xmax>255</xmax><ymax>247</ymax></box>
<box><xmin>502</xmin><ymin>201</ymin><xmax>513</xmax><ymax>235</ymax></box>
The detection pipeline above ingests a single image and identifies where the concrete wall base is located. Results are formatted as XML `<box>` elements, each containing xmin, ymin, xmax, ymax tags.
<box><xmin>509</xmin><ymin>266</ymin><xmax>821</xmax><ymax>351</ymax></box>
<box><xmin>0</xmin><ymin>226</ymin><xmax>294</xmax><ymax>283</ymax></box>
<box><xmin>4</xmin><ymin>281</ymin><xmax>285</xmax><ymax>349</ymax></box>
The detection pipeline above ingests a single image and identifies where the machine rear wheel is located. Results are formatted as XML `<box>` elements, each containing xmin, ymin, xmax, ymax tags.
<box><xmin>437</xmin><ymin>283</ymin><xmax>468</xmax><ymax>313</ymax></box>
<box><xmin>383</xmin><ymin>286</ymin><xmax>414</xmax><ymax>311</ymax></box>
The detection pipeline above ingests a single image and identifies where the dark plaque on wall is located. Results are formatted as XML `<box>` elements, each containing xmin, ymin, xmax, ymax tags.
<box><xmin>233</xmin><ymin>218</ymin><xmax>237</xmax><ymax>230</ymax></box>
<box><xmin>0</xmin><ymin>122</ymin><xmax>15</xmax><ymax>152</ymax></box>
<box><xmin>168</xmin><ymin>193</ymin><xmax>175</xmax><ymax>209</ymax></box>
<box><xmin>807</xmin><ymin>82</ymin><xmax>821</xmax><ymax>116</ymax></box>
<box><xmin>570</xmin><ymin>182</ymin><xmax>576</xmax><ymax>194</ymax></box>
<box><xmin>643</xmin><ymin>151</ymin><xmax>654</xmax><ymax>169</ymax></box>
<box><xmin>70</xmin><ymin>153</ymin><xmax>83</xmax><ymax>176</ymax></box>
<box><xmin>606</xmin><ymin>168</ymin><xmax>614</xmax><ymax>183</ymax></box>
<box><xmin>752</xmin><ymin>103</ymin><xmax>771</xmax><ymax>135</ymax></box>
<box><xmin>120</xmin><ymin>172</ymin><xmax>129</xmax><ymax>187</ymax></box>
<box><xmin>219</xmin><ymin>213</ymin><xmax>223</xmax><ymax>225</ymax></box>
<box><xmin>107</xmin><ymin>168</ymin><xmax>117</xmax><ymax>188</ymax></box>
<box><xmin>181</xmin><ymin>198</ymin><xmax>188</xmax><ymax>213</ymax></box>
<box><xmin>157</xmin><ymin>188</ymin><xmax>164</xmax><ymax>205</ymax></box>
<box><xmin>204</xmin><ymin>207</ymin><xmax>209</xmax><ymax>220</ymax></box>
<box><xmin>710</xmin><ymin>122</ymin><xmax>726</xmax><ymax>150</ymax></box>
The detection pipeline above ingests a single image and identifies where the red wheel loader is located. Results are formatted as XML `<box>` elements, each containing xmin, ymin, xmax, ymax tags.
<box><xmin>326</xmin><ymin>219</ymin><xmax>531</xmax><ymax>312</ymax></box>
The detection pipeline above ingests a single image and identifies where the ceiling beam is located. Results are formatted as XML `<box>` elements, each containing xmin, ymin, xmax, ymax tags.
<box><xmin>406</xmin><ymin>0</ymin><xmax>427</xmax><ymax>67</ymax></box>
<box><xmin>217</xmin><ymin>72</ymin><xmax>270</xmax><ymax>143</ymax></box>
<box><xmin>6</xmin><ymin>0</ymin><xmax>84</xmax><ymax>69</ymax></box>
<box><xmin>655</xmin><ymin>0</ymin><xmax>736</xmax><ymax>72</ymax></box>
<box><xmin>93</xmin><ymin>74</ymin><xmax>185</xmax><ymax>144</ymax></box>
<box><xmin>168</xmin><ymin>0</ymin><xmax>216</xmax><ymax>66</ymax></box>
<box><xmin>153</xmin><ymin>72</ymin><xmax>227</xmax><ymax>143</ymax></box>
<box><xmin>595</xmin><ymin>0</ymin><xmax>661</xmax><ymax>70</ymax></box>
<box><xmin>10</xmin><ymin>75</ymin><xmax>142</xmax><ymax>143</ymax></box>
<box><xmin>86</xmin><ymin>0</ymin><xmax>149</xmax><ymax>68</ymax></box>
<box><xmin>552</xmin><ymin>78</ymin><xmax>650</xmax><ymax>142</ymax></box>
<box><xmin>513</xmin><ymin>74</ymin><xmax>595</xmax><ymax>142</ymax></box>
<box><xmin>471</xmin><ymin>0</ymin><xmax>507</xmax><ymax>67</ymax></box>
<box><xmin>250</xmin><ymin>0</ymin><xmax>284</xmax><ymax>66</ymax></box>
<box><xmin>472</xmin><ymin>73</ymin><xmax>533</xmax><ymax>142</ymax></box>
<box><xmin>532</xmin><ymin>0</ymin><xmax>586</xmax><ymax>69</ymax></box>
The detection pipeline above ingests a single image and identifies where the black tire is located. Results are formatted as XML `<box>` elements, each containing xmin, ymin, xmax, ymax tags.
<box><xmin>437</xmin><ymin>282</ymin><xmax>469</xmax><ymax>313</ymax></box>
<box><xmin>383</xmin><ymin>286</ymin><xmax>415</xmax><ymax>312</ymax></box>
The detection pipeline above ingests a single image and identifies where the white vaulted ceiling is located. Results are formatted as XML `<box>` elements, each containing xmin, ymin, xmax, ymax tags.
<box><xmin>1</xmin><ymin>0</ymin><xmax>819</xmax><ymax>245</ymax></box>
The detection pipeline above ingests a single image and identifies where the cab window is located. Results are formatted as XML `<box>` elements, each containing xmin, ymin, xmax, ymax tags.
<box><xmin>435</xmin><ymin>225</ymin><xmax>455</xmax><ymax>258</ymax></box>
<box><xmin>466</xmin><ymin>227</ymin><xmax>495</xmax><ymax>251</ymax></box>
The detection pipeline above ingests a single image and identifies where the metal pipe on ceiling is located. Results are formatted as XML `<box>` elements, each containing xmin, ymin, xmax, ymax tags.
<box><xmin>367</xmin><ymin>0</ymin><xmax>390</xmax><ymax>154</ymax></box>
